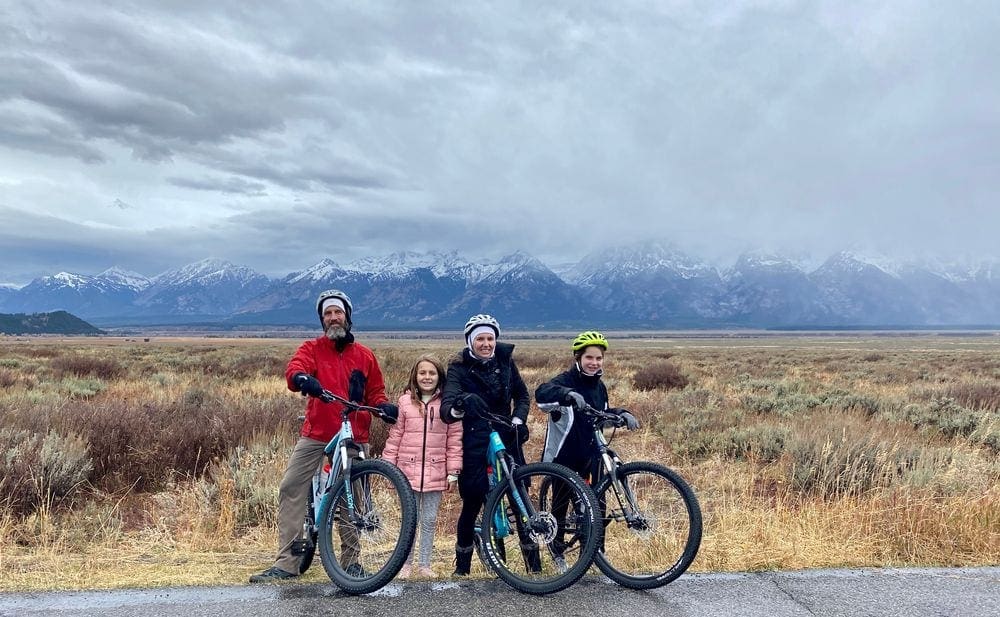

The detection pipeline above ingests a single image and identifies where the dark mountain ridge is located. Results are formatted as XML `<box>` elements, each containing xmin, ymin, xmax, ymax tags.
<box><xmin>2</xmin><ymin>247</ymin><xmax>999</xmax><ymax>329</ymax></box>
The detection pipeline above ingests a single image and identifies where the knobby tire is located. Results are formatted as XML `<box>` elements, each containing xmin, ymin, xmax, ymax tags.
<box><xmin>480</xmin><ymin>461</ymin><xmax>602</xmax><ymax>595</ymax></box>
<box><xmin>317</xmin><ymin>459</ymin><xmax>417</xmax><ymax>594</ymax></box>
<box><xmin>593</xmin><ymin>461</ymin><xmax>702</xmax><ymax>589</ymax></box>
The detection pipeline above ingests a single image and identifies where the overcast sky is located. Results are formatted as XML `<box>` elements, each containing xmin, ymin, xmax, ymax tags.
<box><xmin>2</xmin><ymin>1</ymin><xmax>998</xmax><ymax>284</ymax></box>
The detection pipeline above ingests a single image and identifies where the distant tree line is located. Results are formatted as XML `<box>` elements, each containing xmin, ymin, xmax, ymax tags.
<box><xmin>0</xmin><ymin>311</ymin><xmax>104</xmax><ymax>335</ymax></box>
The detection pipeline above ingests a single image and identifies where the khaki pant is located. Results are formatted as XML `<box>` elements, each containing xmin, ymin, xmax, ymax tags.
<box><xmin>273</xmin><ymin>436</ymin><xmax>367</xmax><ymax>573</ymax></box>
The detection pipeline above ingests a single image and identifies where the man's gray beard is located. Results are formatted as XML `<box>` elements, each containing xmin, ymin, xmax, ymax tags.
<box><xmin>325</xmin><ymin>324</ymin><xmax>348</xmax><ymax>340</ymax></box>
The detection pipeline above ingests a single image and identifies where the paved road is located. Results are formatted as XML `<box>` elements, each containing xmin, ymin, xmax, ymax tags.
<box><xmin>1</xmin><ymin>567</ymin><xmax>997</xmax><ymax>617</ymax></box>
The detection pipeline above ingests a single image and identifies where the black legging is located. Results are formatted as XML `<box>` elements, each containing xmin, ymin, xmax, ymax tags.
<box><xmin>455</xmin><ymin>434</ymin><xmax>527</xmax><ymax>549</ymax></box>
<box><xmin>456</xmin><ymin>479</ymin><xmax>488</xmax><ymax>548</ymax></box>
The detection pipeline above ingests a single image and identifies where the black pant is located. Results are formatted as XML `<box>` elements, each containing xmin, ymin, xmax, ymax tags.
<box><xmin>550</xmin><ymin>455</ymin><xmax>602</xmax><ymax>554</ymax></box>
<box><xmin>456</xmin><ymin>440</ymin><xmax>539</xmax><ymax>571</ymax></box>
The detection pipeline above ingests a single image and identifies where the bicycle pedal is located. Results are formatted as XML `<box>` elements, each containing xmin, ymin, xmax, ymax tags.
<box><xmin>290</xmin><ymin>539</ymin><xmax>311</xmax><ymax>556</ymax></box>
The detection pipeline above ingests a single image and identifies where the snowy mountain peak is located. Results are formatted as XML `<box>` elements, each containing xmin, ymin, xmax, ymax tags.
<box><xmin>148</xmin><ymin>259</ymin><xmax>269</xmax><ymax>290</ymax></box>
<box><xmin>733</xmin><ymin>252</ymin><xmax>805</xmax><ymax>271</ymax></box>
<box><xmin>287</xmin><ymin>259</ymin><xmax>345</xmax><ymax>285</ymax></box>
<box><xmin>499</xmin><ymin>250</ymin><xmax>545</xmax><ymax>269</ymax></box>
<box><xmin>49</xmin><ymin>272</ymin><xmax>92</xmax><ymax>288</ymax></box>
<box><xmin>98</xmin><ymin>267</ymin><xmax>151</xmax><ymax>290</ymax></box>
<box><xmin>345</xmin><ymin>251</ymin><xmax>472</xmax><ymax>277</ymax></box>
<box><xmin>571</xmin><ymin>241</ymin><xmax>716</xmax><ymax>284</ymax></box>
<box><xmin>722</xmin><ymin>252</ymin><xmax>805</xmax><ymax>282</ymax></box>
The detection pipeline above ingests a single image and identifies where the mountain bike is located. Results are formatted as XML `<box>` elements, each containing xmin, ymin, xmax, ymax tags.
<box><xmin>290</xmin><ymin>389</ymin><xmax>417</xmax><ymax>594</ymax></box>
<box><xmin>471</xmin><ymin>409</ymin><xmax>603</xmax><ymax>595</ymax></box>
<box><xmin>539</xmin><ymin>403</ymin><xmax>702</xmax><ymax>590</ymax></box>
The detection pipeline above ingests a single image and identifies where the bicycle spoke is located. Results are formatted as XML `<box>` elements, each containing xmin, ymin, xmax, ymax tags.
<box><xmin>596</xmin><ymin>462</ymin><xmax>701</xmax><ymax>589</ymax></box>
<box><xmin>317</xmin><ymin>460</ymin><xmax>417</xmax><ymax>594</ymax></box>
<box><xmin>481</xmin><ymin>463</ymin><xmax>601</xmax><ymax>595</ymax></box>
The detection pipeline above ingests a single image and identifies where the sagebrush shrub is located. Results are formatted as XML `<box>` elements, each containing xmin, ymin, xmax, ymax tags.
<box><xmin>215</xmin><ymin>436</ymin><xmax>287</xmax><ymax>530</ymax></box>
<box><xmin>24</xmin><ymin>347</ymin><xmax>60</xmax><ymax>358</ymax></box>
<box><xmin>44</xmin><ymin>386</ymin><xmax>300</xmax><ymax>492</ymax></box>
<box><xmin>787</xmin><ymin>429</ymin><xmax>921</xmax><ymax>499</ymax></box>
<box><xmin>946</xmin><ymin>382</ymin><xmax>1000</xmax><ymax>412</ymax></box>
<box><xmin>0</xmin><ymin>368</ymin><xmax>18</xmax><ymax>389</ymax></box>
<box><xmin>633</xmin><ymin>361</ymin><xmax>689</xmax><ymax>391</ymax></box>
<box><xmin>716</xmin><ymin>425</ymin><xmax>789</xmax><ymax>463</ymax></box>
<box><xmin>511</xmin><ymin>351</ymin><xmax>550</xmax><ymax>369</ymax></box>
<box><xmin>741</xmin><ymin>392</ymin><xmax>822</xmax><ymax>417</ymax></box>
<box><xmin>208</xmin><ymin>353</ymin><xmax>287</xmax><ymax>379</ymax></box>
<box><xmin>823</xmin><ymin>391</ymin><xmax>883</xmax><ymax>416</ymax></box>
<box><xmin>0</xmin><ymin>428</ymin><xmax>93</xmax><ymax>516</ymax></box>
<box><xmin>51</xmin><ymin>355</ymin><xmax>124</xmax><ymax>380</ymax></box>
<box><xmin>905</xmin><ymin>398</ymin><xmax>982</xmax><ymax>438</ymax></box>
<box><xmin>61</xmin><ymin>377</ymin><xmax>106</xmax><ymax>399</ymax></box>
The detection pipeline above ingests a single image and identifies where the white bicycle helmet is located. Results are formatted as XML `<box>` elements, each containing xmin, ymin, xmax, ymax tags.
<box><xmin>316</xmin><ymin>289</ymin><xmax>353</xmax><ymax>327</ymax></box>
<box><xmin>463</xmin><ymin>313</ymin><xmax>500</xmax><ymax>339</ymax></box>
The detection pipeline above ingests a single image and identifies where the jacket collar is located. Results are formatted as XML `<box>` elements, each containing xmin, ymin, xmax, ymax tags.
<box><xmin>573</xmin><ymin>361</ymin><xmax>603</xmax><ymax>382</ymax></box>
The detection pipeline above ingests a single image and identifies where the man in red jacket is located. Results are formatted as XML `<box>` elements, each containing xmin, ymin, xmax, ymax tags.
<box><xmin>250</xmin><ymin>289</ymin><xmax>398</xmax><ymax>583</ymax></box>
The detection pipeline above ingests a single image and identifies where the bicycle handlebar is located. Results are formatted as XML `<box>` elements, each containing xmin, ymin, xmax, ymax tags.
<box><xmin>576</xmin><ymin>403</ymin><xmax>628</xmax><ymax>429</ymax></box>
<box><xmin>314</xmin><ymin>389</ymin><xmax>394</xmax><ymax>422</ymax></box>
<box><xmin>475</xmin><ymin>408</ymin><xmax>519</xmax><ymax>430</ymax></box>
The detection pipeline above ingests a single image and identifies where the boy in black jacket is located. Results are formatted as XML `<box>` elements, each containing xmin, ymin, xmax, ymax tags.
<box><xmin>535</xmin><ymin>330</ymin><xmax>639</xmax><ymax>483</ymax></box>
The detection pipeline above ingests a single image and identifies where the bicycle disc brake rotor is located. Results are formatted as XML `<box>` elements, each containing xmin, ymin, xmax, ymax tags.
<box><xmin>627</xmin><ymin>510</ymin><xmax>655</xmax><ymax>540</ymax></box>
<box><xmin>357</xmin><ymin>510</ymin><xmax>382</xmax><ymax>533</ymax></box>
<box><xmin>527</xmin><ymin>511</ymin><xmax>558</xmax><ymax>545</ymax></box>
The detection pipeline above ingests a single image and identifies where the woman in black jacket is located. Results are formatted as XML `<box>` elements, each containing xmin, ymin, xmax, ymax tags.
<box><xmin>440</xmin><ymin>313</ymin><xmax>532</xmax><ymax>576</ymax></box>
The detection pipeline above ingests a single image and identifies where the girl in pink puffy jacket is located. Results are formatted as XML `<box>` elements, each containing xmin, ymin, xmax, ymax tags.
<box><xmin>383</xmin><ymin>354</ymin><xmax>463</xmax><ymax>578</ymax></box>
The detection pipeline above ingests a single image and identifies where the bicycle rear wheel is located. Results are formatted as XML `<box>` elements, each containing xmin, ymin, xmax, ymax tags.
<box><xmin>480</xmin><ymin>462</ymin><xmax>602</xmax><ymax>595</ymax></box>
<box><xmin>317</xmin><ymin>459</ymin><xmax>417</xmax><ymax>594</ymax></box>
<box><xmin>594</xmin><ymin>461</ymin><xmax>702</xmax><ymax>589</ymax></box>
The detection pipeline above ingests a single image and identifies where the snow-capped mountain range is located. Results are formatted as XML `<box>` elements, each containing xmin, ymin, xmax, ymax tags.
<box><xmin>2</xmin><ymin>245</ymin><xmax>999</xmax><ymax>328</ymax></box>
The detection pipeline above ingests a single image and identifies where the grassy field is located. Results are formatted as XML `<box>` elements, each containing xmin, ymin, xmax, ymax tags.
<box><xmin>1</xmin><ymin>333</ymin><xmax>998</xmax><ymax>590</ymax></box>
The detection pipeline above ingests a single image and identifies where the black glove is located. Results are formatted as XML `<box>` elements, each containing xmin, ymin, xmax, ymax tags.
<box><xmin>455</xmin><ymin>393</ymin><xmax>488</xmax><ymax>418</ymax></box>
<box><xmin>348</xmin><ymin>369</ymin><xmax>367</xmax><ymax>403</ymax></box>
<box><xmin>377</xmin><ymin>402</ymin><xmax>399</xmax><ymax>424</ymax></box>
<box><xmin>292</xmin><ymin>372</ymin><xmax>324</xmax><ymax>398</ymax></box>
<box><xmin>513</xmin><ymin>421</ymin><xmax>529</xmax><ymax>444</ymax></box>
<box><xmin>610</xmin><ymin>407</ymin><xmax>640</xmax><ymax>430</ymax></box>
<box><xmin>564</xmin><ymin>391</ymin><xmax>586</xmax><ymax>410</ymax></box>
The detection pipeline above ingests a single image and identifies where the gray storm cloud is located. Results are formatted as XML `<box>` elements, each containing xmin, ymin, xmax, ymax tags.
<box><xmin>1</xmin><ymin>1</ymin><xmax>998</xmax><ymax>283</ymax></box>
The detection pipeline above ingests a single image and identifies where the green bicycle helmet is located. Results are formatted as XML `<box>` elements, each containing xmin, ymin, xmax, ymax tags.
<box><xmin>572</xmin><ymin>330</ymin><xmax>608</xmax><ymax>352</ymax></box>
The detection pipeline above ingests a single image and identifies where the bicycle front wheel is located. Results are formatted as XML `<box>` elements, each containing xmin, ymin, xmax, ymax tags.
<box><xmin>594</xmin><ymin>461</ymin><xmax>702</xmax><ymax>589</ymax></box>
<box><xmin>481</xmin><ymin>462</ymin><xmax>602</xmax><ymax>595</ymax></box>
<box><xmin>317</xmin><ymin>459</ymin><xmax>417</xmax><ymax>594</ymax></box>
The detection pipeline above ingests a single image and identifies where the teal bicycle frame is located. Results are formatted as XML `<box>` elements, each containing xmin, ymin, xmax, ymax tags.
<box><xmin>486</xmin><ymin>431</ymin><xmax>513</xmax><ymax>538</ymax></box>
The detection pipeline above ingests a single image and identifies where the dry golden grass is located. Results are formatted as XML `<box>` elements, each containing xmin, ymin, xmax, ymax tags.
<box><xmin>1</xmin><ymin>333</ymin><xmax>999</xmax><ymax>591</ymax></box>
